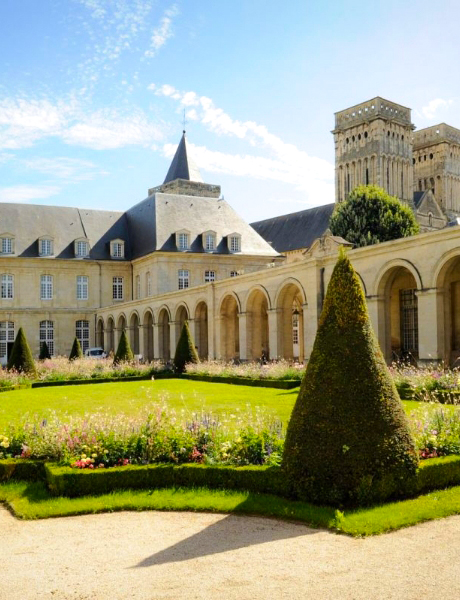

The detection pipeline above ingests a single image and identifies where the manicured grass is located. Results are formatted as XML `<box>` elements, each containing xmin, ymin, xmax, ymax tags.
<box><xmin>2</xmin><ymin>480</ymin><xmax>460</xmax><ymax>536</ymax></box>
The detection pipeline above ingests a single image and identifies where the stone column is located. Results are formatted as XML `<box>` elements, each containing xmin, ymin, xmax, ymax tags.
<box><xmin>138</xmin><ymin>325</ymin><xmax>144</xmax><ymax>360</ymax></box>
<box><xmin>366</xmin><ymin>295</ymin><xmax>386</xmax><ymax>355</ymax></box>
<box><xmin>303</xmin><ymin>302</ymin><xmax>316</xmax><ymax>361</ymax></box>
<box><xmin>169</xmin><ymin>321</ymin><xmax>176</xmax><ymax>358</ymax></box>
<box><xmin>267</xmin><ymin>308</ymin><xmax>280</xmax><ymax>360</ymax></box>
<box><xmin>214</xmin><ymin>316</ymin><xmax>222</xmax><ymax>360</ymax></box>
<box><xmin>416</xmin><ymin>288</ymin><xmax>443</xmax><ymax>364</ymax></box>
<box><xmin>153</xmin><ymin>323</ymin><xmax>160</xmax><ymax>360</ymax></box>
<box><xmin>238</xmin><ymin>312</ymin><xmax>248</xmax><ymax>361</ymax></box>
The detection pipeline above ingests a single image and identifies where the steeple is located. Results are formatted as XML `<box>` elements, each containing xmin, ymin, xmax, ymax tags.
<box><xmin>163</xmin><ymin>131</ymin><xmax>204</xmax><ymax>184</ymax></box>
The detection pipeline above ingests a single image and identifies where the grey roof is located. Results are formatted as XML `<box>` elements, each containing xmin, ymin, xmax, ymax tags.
<box><xmin>413</xmin><ymin>191</ymin><xmax>425</xmax><ymax>209</ymax></box>
<box><xmin>126</xmin><ymin>192</ymin><xmax>279</xmax><ymax>259</ymax></box>
<box><xmin>250</xmin><ymin>204</ymin><xmax>335</xmax><ymax>252</ymax></box>
<box><xmin>0</xmin><ymin>203</ymin><xmax>131</xmax><ymax>260</ymax></box>
<box><xmin>163</xmin><ymin>132</ymin><xmax>203</xmax><ymax>184</ymax></box>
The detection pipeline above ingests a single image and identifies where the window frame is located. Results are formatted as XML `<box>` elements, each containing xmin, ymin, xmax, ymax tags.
<box><xmin>202</xmin><ymin>230</ymin><xmax>217</xmax><ymax>252</ymax></box>
<box><xmin>176</xmin><ymin>229</ymin><xmax>191</xmax><ymax>252</ymax></box>
<box><xmin>178</xmin><ymin>269</ymin><xmax>190</xmax><ymax>290</ymax></box>
<box><xmin>76</xmin><ymin>319</ymin><xmax>90</xmax><ymax>354</ymax></box>
<box><xmin>76</xmin><ymin>275</ymin><xmax>89</xmax><ymax>300</ymax></box>
<box><xmin>39</xmin><ymin>320</ymin><xmax>54</xmax><ymax>356</ymax></box>
<box><xmin>228</xmin><ymin>233</ymin><xmax>241</xmax><ymax>253</ymax></box>
<box><xmin>1</xmin><ymin>274</ymin><xmax>14</xmax><ymax>299</ymax></box>
<box><xmin>0</xmin><ymin>234</ymin><xmax>15</xmax><ymax>256</ymax></box>
<box><xmin>112</xmin><ymin>276</ymin><xmax>124</xmax><ymax>300</ymax></box>
<box><xmin>74</xmin><ymin>238</ymin><xmax>89</xmax><ymax>259</ymax></box>
<box><xmin>40</xmin><ymin>274</ymin><xmax>53</xmax><ymax>300</ymax></box>
<box><xmin>110</xmin><ymin>239</ymin><xmax>125</xmax><ymax>259</ymax></box>
<box><xmin>39</xmin><ymin>237</ymin><xmax>54</xmax><ymax>257</ymax></box>
<box><xmin>204</xmin><ymin>270</ymin><xmax>216</xmax><ymax>283</ymax></box>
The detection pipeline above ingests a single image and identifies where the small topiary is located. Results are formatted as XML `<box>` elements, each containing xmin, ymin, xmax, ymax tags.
<box><xmin>69</xmin><ymin>337</ymin><xmax>83</xmax><ymax>361</ymax></box>
<box><xmin>113</xmin><ymin>330</ymin><xmax>134</xmax><ymax>365</ymax></box>
<box><xmin>174</xmin><ymin>321</ymin><xmax>199</xmax><ymax>374</ymax></box>
<box><xmin>39</xmin><ymin>340</ymin><xmax>51</xmax><ymax>360</ymax></box>
<box><xmin>282</xmin><ymin>249</ymin><xmax>419</xmax><ymax>506</ymax></box>
<box><xmin>7</xmin><ymin>327</ymin><xmax>37</xmax><ymax>376</ymax></box>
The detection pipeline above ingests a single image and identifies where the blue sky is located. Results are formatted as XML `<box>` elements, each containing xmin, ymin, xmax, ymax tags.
<box><xmin>1</xmin><ymin>0</ymin><xmax>460</xmax><ymax>222</ymax></box>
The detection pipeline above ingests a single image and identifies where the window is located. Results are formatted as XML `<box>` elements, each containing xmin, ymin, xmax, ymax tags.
<box><xmin>1</xmin><ymin>274</ymin><xmax>13</xmax><ymax>299</ymax></box>
<box><xmin>112</xmin><ymin>277</ymin><xmax>123</xmax><ymax>300</ymax></box>
<box><xmin>178</xmin><ymin>233</ymin><xmax>190</xmax><ymax>251</ymax></box>
<box><xmin>0</xmin><ymin>321</ymin><xmax>14</xmax><ymax>361</ymax></box>
<box><xmin>205</xmin><ymin>233</ymin><xmax>215</xmax><ymax>252</ymax></box>
<box><xmin>40</xmin><ymin>275</ymin><xmax>53</xmax><ymax>300</ymax></box>
<box><xmin>229</xmin><ymin>235</ymin><xmax>241</xmax><ymax>253</ymax></box>
<box><xmin>76</xmin><ymin>320</ymin><xmax>90</xmax><ymax>353</ymax></box>
<box><xmin>39</xmin><ymin>320</ymin><xmax>54</xmax><ymax>356</ymax></box>
<box><xmin>111</xmin><ymin>240</ymin><xmax>125</xmax><ymax>258</ymax></box>
<box><xmin>146</xmin><ymin>272</ymin><xmax>151</xmax><ymax>297</ymax></box>
<box><xmin>75</xmin><ymin>240</ymin><xmax>89</xmax><ymax>258</ymax></box>
<box><xmin>204</xmin><ymin>270</ymin><xmax>215</xmax><ymax>283</ymax></box>
<box><xmin>39</xmin><ymin>238</ymin><xmax>53</xmax><ymax>256</ymax></box>
<box><xmin>230</xmin><ymin>271</ymin><xmax>238</xmax><ymax>277</ymax></box>
<box><xmin>76</xmin><ymin>275</ymin><xmax>88</xmax><ymax>300</ymax></box>
<box><xmin>178</xmin><ymin>269</ymin><xmax>189</xmax><ymax>290</ymax></box>
<box><xmin>0</xmin><ymin>237</ymin><xmax>13</xmax><ymax>255</ymax></box>
<box><xmin>136</xmin><ymin>275</ymin><xmax>141</xmax><ymax>299</ymax></box>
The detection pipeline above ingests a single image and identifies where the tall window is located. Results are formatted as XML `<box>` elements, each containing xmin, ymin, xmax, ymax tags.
<box><xmin>229</xmin><ymin>236</ymin><xmax>241</xmax><ymax>252</ymax></box>
<box><xmin>76</xmin><ymin>275</ymin><xmax>88</xmax><ymax>300</ymax></box>
<box><xmin>146</xmin><ymin>272</ymin><xmax>151</xmax><ymax>297</ymax></box>
<box><xmin>400</xmin><ymin>289</ymin><xmax>419</xmax><ymax>356</ymax></box>
<box><xmin>178</xmin><ymin>269</ymin><xmax>189</xmax><ymax>290</ymax></box>
<box><xmin>178</xmin><ymin>233</ymin><xmax>189</xmax><ymax>251</ymax></box>
<box><xmin>40</xmin><ymin>275</ymin><xmax>53</xmax><ymax>300</ymax></box>
<box><xmin>0</xmin><ymin>321</ymin><xmax>14</xmax><ymax>361</ymax></box>
<box><xmin>204</xmin><ymin>270</ymin><xmax>215</xmax><ymax>283</ymax></box>
<box><xmin>76</xmin><ymin>320</ymin><xmax>90</xmax><ymax>353</ymax></box>
<box><xmin>1</xmin><ymin>274</ymin><xmax>13</xmax><ymax>299</ymax></box>
<box><xmin>1</xmin><ymin>237</ymin><xmax>13</xmax><ymax>254</ymax></box>
<box><xmin>205</xmin><ymin>233</ymin><xmax>215</xmax><ymax>251</ymax></box>
<box><xmin>113</xmin><ymin>277</ymin><xmax>123</xmax><ymax>300</ymax></box>
<box><xmin>39</xmin><ymin>320</ymin><xmax>54</xmax><ymax>356</ymax></box>
<box><xmin>76</xmin><ymin>241</ymin><xmax>89</xmax><ymax>258</ymax></box>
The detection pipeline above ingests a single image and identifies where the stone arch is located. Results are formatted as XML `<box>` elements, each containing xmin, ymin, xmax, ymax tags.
<box><xmin>175</xmin><ymin>303</ymin><xmax>189</xmax><ymax>341</ymax></box>
<box><xmin>142</xmin><ymin>309</ymin><xmax>154</xmax><ymax>362</ymax></box>
<box><xmin>374</xmin><ymin>259</ymin><xmax>423</xmax><ymax>297</ymax></box>
<box><xmin>117</xmin><ymin>313</ymin><xmax>127</xmax><ymax>332</ymax></box>
<box><xmin>246</xmin><ymin>287</ymin><xmax>269</xmax><ymax>361</ymax></box>
<box><xmin>276</xmin><ymin>280</ymin><xmax>306</xmax><ymax>361</ymax></box>
<box><xmin>129</xmin><ymin>311</ymin><xmax>140</xmax><ymax>355</ymax></box>
<box><xmin>96</xmin><ymin>317</ymin><xmax>104</xmax><ymax>349</ymax></box>
<box><xmin>194</xmin><ymin>300</ymin><xmax>208</xmax><ymax>359</ymax></box>
<box><xmin>106</xmin><ymin>315</ymin><xmax>115</xmax><ymax>354</ymax></box>
<box><xmin>434</xmin><ymin>251</ymin><xmax>460</xmax><ymax>365</ymax></box>
<box><xmin>219</xmin><ymin>294</ymin><xmax>240</xmax><ymax>361</ymax></box>
<box><xmin>157</xmin><ymin>307</ymin><xmax>170</xmax><ymax>360</ymax></box>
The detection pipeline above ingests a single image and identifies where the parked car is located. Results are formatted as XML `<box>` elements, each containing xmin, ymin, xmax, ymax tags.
<box><xmin>84</xmin><ymin>347</ymin><xmax>107</xmax><ymax>359</ymax></box>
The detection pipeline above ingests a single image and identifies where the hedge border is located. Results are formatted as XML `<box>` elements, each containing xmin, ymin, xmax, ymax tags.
<box><xmin>181</xmin><ymin>373</ymin><xmax>300</xmax><ymax>389</ymax></box>
<box><xmin>31</xmin><ymin>372</ymin><xmax>175</xmax><ymax>388</ymax></box>
<box><xmin>0</xmin><ymin>459</ymin><xmax>46</xmax><ymax>482</ymax></box>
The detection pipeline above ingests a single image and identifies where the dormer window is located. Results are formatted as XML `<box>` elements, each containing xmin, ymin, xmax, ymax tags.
<box><xmin>39</xmin><ymin>237</ymin><xmax>54</xmax><ymax>257</ymax></box>
<box><xmin>228</xmin><ymin>233</ymin><xmax>241</xmax><ymax>253</ymax></box>
<box><xmin>111</xmin><ymin>239</ymin><xmax>125</xmax><ymax>259</ymax></box>
<box><xmin>0</xmin><ymin>234</ymin><xmax>14</xmax><ymax>255</ymax></box>
<box><xmin>75</xmin><ymin>239</ymin><xmax>89</xmax><ymax>258</ymax></box>
<box><xmin>203</xmin><ymin>230</ymin><xmax>216</xmax><ymax>252</ymax></box>
<box><xmin>176</xmin><ymin>230</ymin><xmax>190</xmax><ymax>252</ymax></box>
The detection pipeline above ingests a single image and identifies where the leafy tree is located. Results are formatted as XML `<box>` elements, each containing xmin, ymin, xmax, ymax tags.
<box><xmin>39</xmin><ymin>340</ymin><xmax>51</xmax><ymax>360</ymax></box>
<box><xmin>7</xmin><ymin>327</ymin><xmax>37</xmax><ymax>376</ymax></box>
<box><xmin>113</xmin><ymin>330</ymin><xmax>134</xmax><ymax>365</ymax></box>
<box><xmin>69</xmin><ymin>337</ymin><xmax>83</xmax><ymax>361</ymax></box>
<box><xmin>329</xmin><ymin>184</ymin><xmax>420</xmax><ymax>248</ymax></box>
<box><xmin>174</xmin><ymin>321</ymin><xmax>199</xmax><ymax>373</ymax></box>
<box><xmin>282</xmin><ymin>249</ymin><xmax>418</xmax><ymax>506</ymax></box>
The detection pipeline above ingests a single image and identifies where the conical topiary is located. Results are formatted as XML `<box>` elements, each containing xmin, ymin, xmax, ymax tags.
<box><xmin>69</xmin><ymin>337</ymin><xmax>83</xmax><ymax>361</ymax></box>
<box><xmin>7</xmin><ymin>327</ymin><xmax>37</xmax><ymax>376</ymax></box>
<box><xmin>173</xmin><ymin>321</ymin><xmax>199</xmax><ymax>373</ymax></box>
<box><xmin>39</xmin><ymin>340</ymin><xmax>51</xmax><ymax>360</ymax></box>
<box><xmin>282</xmin><ymin>249</ymin><xmax>418</xmax><ymax>506</ymax></box>
<box><xmin>113</xmin><ymin>330</ymin><xmax>134</xmax><ymax>365</ymax></box>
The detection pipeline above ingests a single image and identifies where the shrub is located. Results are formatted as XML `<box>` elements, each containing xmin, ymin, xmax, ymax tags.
<box><xmin>282</xmin><ymin>250</ymin><xmax>419</xmax><ymax>506</ymax></box>
<box><xmin>39</xmin><ymin>341</ymin><xmax>51</xmax><ymax>360</ymax></box>
<box><xmin>174</xmin><ymin>321</ymin><xmax>199</xmax><ymax>374</ymax></box>
<box><xmin>113</xmin><ymin>330</ymin><xmax>134</xmax><ymax>365</ymax></box>
<box><xmin>7</xmin><ymin>327</ymin><xmax>37</xmax><ymax>376</ymax></box>
<box><xmin>69</xmin><ymin>337</ymin><xmax>83</xmax><ymax>361</ymax></box>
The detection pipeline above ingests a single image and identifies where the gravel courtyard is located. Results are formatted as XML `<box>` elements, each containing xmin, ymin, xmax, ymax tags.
<box><xmin>2</xmin><ymin>506</ymin><xmax>460</xmax><ymax>600</ymax></box>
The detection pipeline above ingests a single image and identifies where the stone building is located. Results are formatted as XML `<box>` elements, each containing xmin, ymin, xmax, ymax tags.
<box><xmin>3</xmin><ymin>101</ymin><xmax>460</xmax><ymax>367</ymax></box>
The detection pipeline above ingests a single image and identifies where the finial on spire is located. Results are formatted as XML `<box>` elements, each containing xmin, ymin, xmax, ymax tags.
<box><xmin>181</xmin><ymin>109</ymin><xmax>188</xmax><ymax>132</ymax></box>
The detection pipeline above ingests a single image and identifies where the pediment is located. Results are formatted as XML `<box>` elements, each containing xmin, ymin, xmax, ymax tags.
<box><xmin>305</xmin><ymin>231</ymin><xmax>353</xmax><ymax>258</ymax></box>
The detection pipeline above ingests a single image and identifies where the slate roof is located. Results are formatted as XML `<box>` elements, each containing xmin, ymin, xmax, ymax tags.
<box><xmin>250</xmin><ymin>203</ymin><xmax>335</xmax><ymax>252</ymax></box>
<box><xmin>163</xmin><ymin>132</ymin><xmax>203</xmax><ymax>184</ymax></box>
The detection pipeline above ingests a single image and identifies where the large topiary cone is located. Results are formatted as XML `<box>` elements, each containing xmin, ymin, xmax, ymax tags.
<box><xmin>282</xmin><ymin>250</ymin><xmax>418</xmax><ymax>506</ymax></box>
<box><xmin>39</xmin><ymin>340</ymin><xmax>51</xmax><ymax>360</ymax></box>
<box><xmin>174</xmin><ymin>321</ymin><xmax>199</xmax><ymax>373</ymax></box>
<box><xmin>69</xmin><ymin>337</ymin><xmax>83</xmax><ymax>361</ymax></box>
<box><xmin>7</xmin><ymin>327</ymin><xmax>37</xmax><ymax>376</ymax></box>
<box><xmin>113</xmin><ymin>330</ymin><xmax>134</xmax><ymax>365</ymax></box>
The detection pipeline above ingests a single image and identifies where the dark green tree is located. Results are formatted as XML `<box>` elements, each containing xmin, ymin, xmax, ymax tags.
<box><xmin>282</xmin><ymin>249</ymin><xmax>418</xmax><ymax>506</ymax></box>
<box><xmin>7</xmin><ymin>327</ymin><xmax>37</xmax><ymax>376</ymax></box>
<box><xmin>113</xmin><ymin>330</ymin><xmax>134</xmax><ymax>365</ymax></box>
<box><xmin>69</xmin><ymin>337</ymin><xmax>83</xmax><ymax>361</ymax></box>
<box><xmin>329</xmin><ymin>184</ymin><xmax>420</xmax><ymax>248</ymax></box>
<box><xmin>173</xmin><ymin>321</ymin><xmax>199</xmax><ymax>373</ymax></box>
<box><xmin>38</xmin><ymin>340</ymin><xmax>51</xmax><ymax>360</ymax></box>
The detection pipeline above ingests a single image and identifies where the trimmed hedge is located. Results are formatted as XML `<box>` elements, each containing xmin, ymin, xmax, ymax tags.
<box><xmin>0</xmin><ymin>459</ymin><xmax>46</xmax><ymax>482</ymax></box>
<box><xmin>416</xmin><ymin>456</ymin><xmax>460</xmax><ymax>493</ymax></box>
<box><xmin>181</xmin><ymin>374</ymin><xmax>300</xmax><ymax>389</ymax></box>
<box><xmin>31</xmin><ymin>373</ymin><xmax>176</xmax><ymax>388</ymax></box>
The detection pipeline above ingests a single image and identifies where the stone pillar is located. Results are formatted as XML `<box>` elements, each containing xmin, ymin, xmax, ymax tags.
<box><xmin>169</xmin><ymin>321</ymin><xmax>176</xmax><ymax>358</ymax></box>
<box><xmin>153</xmin><ymin>323</ymin><xmax>160</xmax><ymax>360</ymax></box>
<box><xmin>416</xmin><ymin>288</ymin><xmax>443</xmax><ymax>364</ymax></box>
<box><xmin>267</xmin><ymin>308</ymin><xmax>279</xmax><ymax>360</ymax></box>
<box><xmin>238</xmin><ymin>312</ymin><xmax>248</xmax><ymax>361</ymax></box>
<box><xmin>114</xmin><ymin>328</ymin><xmax>120</xmax><ymax>352</ymax></box>
<box><xmin>303</xmin><ymin>302</ymin><xmax>316</xmax><ymax>361</ymax></box>
<box><xmin>188</xmin><ymin>318</ymin><xmax>196</xmax><ymax>347</ymax></box>
<box><xmin>138</xmin><ymin>325</ymin><xmax>144</xmax><ymax>359</ymax></box>
<box><xmin>366</xmin><ymin>295</ymin><xmax>386</xmax><ymax>355</ymax></box>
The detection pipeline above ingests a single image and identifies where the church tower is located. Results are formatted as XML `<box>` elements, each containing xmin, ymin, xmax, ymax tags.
<box><xmin>333</xmin><ymin>97</ymin><xmax>414</xmax><ymax>204</ymax></box>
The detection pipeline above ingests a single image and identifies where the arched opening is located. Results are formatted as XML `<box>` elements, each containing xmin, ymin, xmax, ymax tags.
<box><xmin>175</xmin><ymin>305</ymin><xmax>189</xmax><ymax>341</ymax></box>
<box><xmin>436</xmin><ymin>255</ymin><xmax>460</xmax><ymax>365</ymax></box>
<box><xmin>378</xmin><ymin>266</ymin><xmax>419</xmax><ymax>362</ymax></box>
<box><xmin>194</xmin><ymin>301</ymin><xmax>208</xmax><ymax>359</ymax></box>
<box><xmin>276</xmin><ymin>282</ymin><xmax>305</xmax><ymax>361</ymax></box>
<box><xmin>220</xmin><ymin>295</ymin><xmax>239</xmax><ymax>361</ymax></box>
<box><xmin>143</xmin><ymin>311</ymin><xmax>154</xmax><ymax>362</ymax></box>
<box><xmin>129</xmin><ymin>312</ymin><xmax>140</xmax><ymax>355</ymax></box>
<box><xmin>106</xmin><ymin>317</ymin><xmax>115</xmax><ymax>354</ymax></box>
<box><xmin>158</xmin><ymin>308</ymin><xmax>170</xmax><ymax>360</ymax></box>
<box><xmin>246</xmin><ymin>289</ymin><xmax>269</xmax><ymax>361</ymax></box>
<box><xmin>116</xmin><ymin>314</ymin><xmax>126</xmax><ymax>353</ymax></box>
<box><xmin>96</xmin><ymin>318</ymin><xmax>104</xmax><ymax>349</ymax></box>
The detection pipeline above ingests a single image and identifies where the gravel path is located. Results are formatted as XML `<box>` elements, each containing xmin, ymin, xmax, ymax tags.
<box><xmin>2</xmin><ymin>506</ymin><xmax>460</xmax><ymax>600</ymax></box>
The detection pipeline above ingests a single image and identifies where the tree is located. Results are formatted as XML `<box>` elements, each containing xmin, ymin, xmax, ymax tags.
<box><xmin>282</xmin><ymin>249</ymin><xmax>418</xmax><ymax>506</ymax></box>
<box><xmin>69</xmin><ymin>337</ymin><xmax>83</xmax><ymax>361</ymax></box>
<box><xmin>113</xmin><ymin>330</ymin><xmax>134</xmax><ymax>365</ymax></box>
<box><xmin>7</xmin><ymin>327</ymin><xmax>37</xmax><ymax>376</ymax></box>
<box><xmin>173</xmin><ymin>321</ymin><xmax>199</xmax><ymax>373</ymax></box>
<box><xmin>39</xmin><ymin>340</ymin><xmax>51</xmax><ymax>360</ymax></box>
<box><xmin>329</xmin><ymin>184</ymin><xmax>420</xmax><ymax>248</ymax></box>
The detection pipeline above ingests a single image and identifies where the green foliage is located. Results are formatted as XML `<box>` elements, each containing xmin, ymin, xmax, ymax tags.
<box><xmin>7</xmin><ymin>327</ymin><xmax>37</xmax><ymax>376</ymax></box>
<box><xmin>113</xmin><ymin>330</ymin><xmax>134</xmax><ymax>365</ymax></box>
<box><xmin>0</xmin><ymin>459</ymin><xmax>46</xmax><ymax>482</ymax></box>
<box><xmin>282</xmin><ymin>250</ymin><xmax>419</xmax><ymax>506</ymax></box>
<box><xmin>329</xmin><ymin>184</ymin><xmax>420</xmax><ymax>248</ymax></box>
<box><xmin>174</xmin><ymin>321</ymin><xmax>199</xmax><ymax>373</ymax></box>
<box><xmin>68</xmin><ymin>337</ymin><xmax>83</xmax><ymax>361</ymax></box>
<box><xmin>38</xmin><ymin>341</ymin><xmax>51</xmax><ymax>360</ymax></box>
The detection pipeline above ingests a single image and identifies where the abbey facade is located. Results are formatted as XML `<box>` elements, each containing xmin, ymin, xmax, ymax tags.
<box><xmin>2</xmin><ymin>98</ymin><xmax>460</xmax><ymax>367</ymax></box>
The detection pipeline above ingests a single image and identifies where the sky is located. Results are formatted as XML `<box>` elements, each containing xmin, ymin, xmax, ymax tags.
<box><xmin>1</xmin><ymin>0</ymin><xmax>460</xmax><ymax>223</ymax></box>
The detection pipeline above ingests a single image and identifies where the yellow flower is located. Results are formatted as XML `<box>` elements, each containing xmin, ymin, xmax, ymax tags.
<box><xmin>91</xmin><ymin>453</ymin><xmax>97</xmax><ymax>458</ymax></box>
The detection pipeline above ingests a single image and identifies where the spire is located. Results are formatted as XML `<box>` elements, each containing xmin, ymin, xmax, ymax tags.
<box><xmin>163</xmin><ymin>131</ymin><xmax>204</xmax><ymax>184</ymax></box>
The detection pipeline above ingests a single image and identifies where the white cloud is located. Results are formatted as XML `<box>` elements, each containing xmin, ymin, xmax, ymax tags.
<box><xmin>0</xmin><ymin>185</ymin><xmax>60</xmax><ymax>203</ymax></box>
<box><xmin>420</xmin><ymin>98</ymin><xmax>453</xmax><ymax>120</ymax></box>
<box><xmin>145</xmin><ymin>5</ymin><xmax>179</xmax><ymax>58</ymax></box>
<box><xmin>24</xmin><ymin>157</ymin><xmax>105</xmax><ymax>181</ymax></box>
<box><xmin>0</xmin><ymin>152</ymin><xmax>14</xmax><ymax>163</ymax></box>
